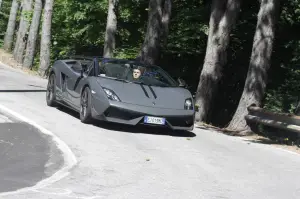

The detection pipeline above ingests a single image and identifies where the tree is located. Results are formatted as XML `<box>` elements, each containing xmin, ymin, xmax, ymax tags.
<box><xmin>39</xmin><ymin>0</ymin><xmax>54</xmax><ymax>76</ymax></box>
<box><xmin>103</xmin><ymin>0</ymin><xmax>119</xmax><ymax>58</ymax></box>
<box><xmin>194</xmin><ymin>0</ymin><xmax>241</xmax><ymax>123</ymax></box>
<box><xmin>227</xmin><ymin>0</ymin><xmax>281</xmax><ymax>132</ymax></box>
<box><xmin>3</xmin><ymin>0</ymin><xmax>20</xmax><ymax>52</ymax></box>
<box><xmin>23</xmin><ymin>0</ymin><xmax>42</xmax><ymax>69</ymax></box>
<box><xmin>138</xmin><ymin>0</ymin><xmax>172</xmax><ymax>65</ymax></box>
<box><xmin>13</xmin><ymin>0</ymin><xmax>33</xmax><ymax>63</ymax></box>
<box><xmin>161</xmin><ymin>0</ymin><xmax>171</xmax><ymax>46</ymax></box>
<box><xmin>0</xmin><ymin>0</ymin><xmax>2</xmax><ymax>10</ymax></box>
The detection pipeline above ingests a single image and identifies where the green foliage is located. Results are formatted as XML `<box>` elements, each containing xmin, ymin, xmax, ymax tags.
<box><xmin>23</xmin><ymin>10</ymin><xmax>33</xmax><ymax>23</ymax></box>
<box><xmin>263</xmin><ymin>0</ymin><xmax>300</xmax><ymax>114</ymax></box>
<box><xmin>166</xmin><ymin>0</ymin><xmax>209</xmax><ymax>55</ymax></box>
<box><xmin>51</xmin><ymin>0</ymin><xmax>107</xmax><ymax>57</ymax></box>
<box><xmin>0</xmin><ymin>0</ymin><xmax>13</xmax><ymax>42</ymax></box>
<box><xmin>114</xmin><ymin>46</ymin><xmax>140</xmax><ymax>59</ymax></box>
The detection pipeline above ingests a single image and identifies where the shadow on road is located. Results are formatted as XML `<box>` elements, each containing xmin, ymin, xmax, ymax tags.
<box><xmin>246</xmin><ymin>138</ymin><xmax>279</xmax><ymax>145</ymax></box>
<box><xmin>0</xmin><ymin>89</ymin><xmax>46</xmax><ymax>92</ymax></box>
<box><xmin>245</xmin><ymin>137</ymin><xmax>300</xmax><ymax>148</ymax></box>
<box><xmin>0</xmin><ymin>122</ymin><xmax>64</xmax><ymax>193</ymax></box>
<box><xmin>93</xmin><ymin>122</ymin><xmax>196</xmax><ymax>137</ymax></box>
<box><xmin>56</xmin><ymin>106</ymin><xmax>196</xmax><ymax>138</ymax></box>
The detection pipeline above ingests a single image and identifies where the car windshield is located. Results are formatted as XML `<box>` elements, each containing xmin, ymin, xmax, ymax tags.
<box><xmin>97</xmin><ymin>59</ymin><xmax>178</xmax><ymax>87</ymax></box>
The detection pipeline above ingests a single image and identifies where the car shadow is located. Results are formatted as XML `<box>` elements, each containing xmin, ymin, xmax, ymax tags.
<box><xmin>93</xmin><ymin>122</ymin><xmax>196</xmax><ymax>137</ymax></box>
<box><xmin>56</xmin><ymin>106</ymin><xmax>196</xmax><ymax>138</ymax></box>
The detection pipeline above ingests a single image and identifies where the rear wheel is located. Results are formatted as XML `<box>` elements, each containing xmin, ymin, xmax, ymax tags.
<box><xmin>80</xmin><ymin>87</ymin><xmax>93</xmax><ymax>123</ymax></box>
<box><xmin>46</xmin><ymin>73</ymin><xmax>57</xmax><ymax>107</ymax></box>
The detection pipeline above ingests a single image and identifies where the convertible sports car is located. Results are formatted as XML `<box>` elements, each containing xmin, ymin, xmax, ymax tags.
<box><xmin>46</xmin><ymin>56</ymin><xmax>195</xmax><ymax>131</ymax></box>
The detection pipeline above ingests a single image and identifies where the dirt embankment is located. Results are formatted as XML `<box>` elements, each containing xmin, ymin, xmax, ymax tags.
<box><xmin>0</xmin><ymin>49</ymin><xmax>39</xmax><ymax>76</ymax></box>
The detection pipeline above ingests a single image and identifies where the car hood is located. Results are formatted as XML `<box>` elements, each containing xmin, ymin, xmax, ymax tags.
<box><xmin>96</xmin><ymin>78</ymin><xmax>193</xmax><ymax>110</ymax></box>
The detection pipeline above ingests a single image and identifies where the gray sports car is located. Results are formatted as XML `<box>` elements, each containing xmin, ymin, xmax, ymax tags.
<box><xmin>46</xmin><ymin>56</ymin><xmax>195</xmax><ymax>131</ymax></box>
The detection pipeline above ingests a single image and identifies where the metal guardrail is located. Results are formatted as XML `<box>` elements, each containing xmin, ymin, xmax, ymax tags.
<box><xmin>245</xmin><ymin>105</ymin><xmax>300</xmax><ymax>133</ymax></box>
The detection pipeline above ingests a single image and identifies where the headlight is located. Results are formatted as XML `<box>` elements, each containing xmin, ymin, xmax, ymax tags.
<box><xmin>102</xmin><ymin>87</ymin><xmax>121</xmax><ymax>101</ymax></box>
<box><xmin>184</xmin><ymin>98</ymin><xmax>193</xmax><ymax>110</ymax></box>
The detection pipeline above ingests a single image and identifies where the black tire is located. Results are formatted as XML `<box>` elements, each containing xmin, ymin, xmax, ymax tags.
<box><xmin>46</xmin><ymin>73</ymin><xmax>57</xmax><ymax>107</ymax></box>
<box><xmin>80</xmin><ymin>86</ymin><xmax>93</xmax><ymax>123</ymax></box>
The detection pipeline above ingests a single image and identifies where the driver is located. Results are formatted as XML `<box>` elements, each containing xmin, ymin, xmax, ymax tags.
<box><xmin>132</xmin><ymin>68</ymin><xmax>142</xmax><ymax>79</ymax></box>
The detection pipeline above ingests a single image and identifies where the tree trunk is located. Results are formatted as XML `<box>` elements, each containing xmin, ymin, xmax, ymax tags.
<box><xmin>0</xmin><ymin>0</ymin><xmax>2</xmax><ymax>10</ymax></box>
<box><xmin>137</xmin><ymin>0</ymin><xmax>172</xmax><ymax>65</ymax></box>
<box><xmin>227</xmin><ymin>0</ymin><xmax>281</xmax><ymax>132</ymax></box>
<box><xmin>38</xmin><ymin>0</ymin><xmax>54</xmax><ymax>77</ymax></box>
<box><xmin>13</xmin><ymin>0</ymin><xmax>33</xmax><ymax>64</ymax></box>
<box><xmin>138</xmin><ymin>0</ymin><xmax>163</xmax><ymax>65</ymax></box>
<box><xmin>23</xmin><ymin>0</ymin><xmax>42</xmax><ymax>69</ymax></box>
<box><xmin>3</xmin><ymin>0</ymin><xmax>20</xmax><ymax>52</ymax></box>
<box><xmin>103</xmin><ymin>0</ymin><xmax>119</xmax><ymax>58</ymax></box>
<box><xmin>194</xmin><ymin>0</ymin><xmax>241</xmax><ymax>123</ymax></box>
<box><xmin>161</xmin><ymin>0</ymin><xmax>171</xmax><ymax>46</ymax></box>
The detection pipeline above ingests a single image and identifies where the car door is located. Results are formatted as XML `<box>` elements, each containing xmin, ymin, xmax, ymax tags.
<box><xmin>63</xmin><ymin>61</ymin><xmax>87</xmax><ymax>109</ymax></box>
<box><xmin>68</xmin><ymin>60</ymin><xmax>96</xmax><ymax>108</ymax></box>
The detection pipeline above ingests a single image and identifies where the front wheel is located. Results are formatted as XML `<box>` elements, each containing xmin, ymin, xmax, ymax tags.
<box><xmin>46</xmin><ymin>73</ymin><xmax>57</xmax><ymax>106</ymax></box>
<box><xmin>80</xmin><ymin>87</ymin><xmax>93</xmax><ymax>123</ymax></box>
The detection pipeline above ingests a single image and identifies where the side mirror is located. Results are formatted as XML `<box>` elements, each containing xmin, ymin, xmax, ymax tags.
<box><xmin>80</xmin><ymin>69</ymin><xmax>84</xmax><ymax>78</ymax></box>
<box><xmin>178</xmin><ymin>78</ymin><xmax>187</xmax><ymax>88</ymax></box>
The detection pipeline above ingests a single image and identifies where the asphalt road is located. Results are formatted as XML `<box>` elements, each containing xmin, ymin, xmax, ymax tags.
<box><xmin>0</xmin><ymin>111</ymin><xmax>63</xmax><ymax>193</ymax></box>
<box><xmin>0</xmin><ymin>63</ymin><xmax>300</xmax><ymax>199</ymax></box>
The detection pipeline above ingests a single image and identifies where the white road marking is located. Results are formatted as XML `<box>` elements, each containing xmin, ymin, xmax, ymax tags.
<box><xmin>0</xmin><ymin>113</ymin><xmax>13</xmax><ymax>123</ymax></box>
<box><xmin>0</xmin><ymin>104</ymin><xmax>78</xmax><ymax>197</ymax></box>
<box><xmin>33</xmin><ymin>188</ymin><xmax>105</xmax><ymax>199</ymax></box>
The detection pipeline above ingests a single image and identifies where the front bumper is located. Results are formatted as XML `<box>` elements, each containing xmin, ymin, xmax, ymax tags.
<box><xmin>92</xmin><ymin>100</ymin><xmax>195</xmax><ymax>131</ymax></box>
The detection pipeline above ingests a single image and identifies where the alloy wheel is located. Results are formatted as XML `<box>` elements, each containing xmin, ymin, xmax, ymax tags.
<box><xmin>81</xmin><ymin>89</ymin><xmax>88</xmax><ymax>117</ymax></box>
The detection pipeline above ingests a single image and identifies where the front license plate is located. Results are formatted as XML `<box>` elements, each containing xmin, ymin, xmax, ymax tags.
<box><xmin>144</xmin><ymin>116</ymin><xmax>166</xmax><ymax>125</ymax></box>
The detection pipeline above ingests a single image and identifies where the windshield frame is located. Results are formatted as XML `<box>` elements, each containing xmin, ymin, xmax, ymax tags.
<box><xmin>97</xmin><ymin>59</ymin><xmax>179</xmax><ymax>87</ymax></box>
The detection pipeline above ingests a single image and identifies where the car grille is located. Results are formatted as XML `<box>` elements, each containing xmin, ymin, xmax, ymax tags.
<box><xmin>104</xmin><ymin>107</ymin><xmax>143</xmax><ymax>120</ymax></box>
<box><xmin>104</xmin><ymin>106</ymin><xmax>194</xmax><ymax>127</ymax></box>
